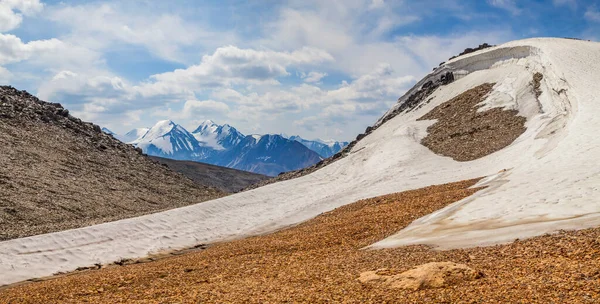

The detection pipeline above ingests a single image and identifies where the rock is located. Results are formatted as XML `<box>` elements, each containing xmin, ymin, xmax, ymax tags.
<box><xmin>358</xmin><ymin>262</ymin><xmax>483</xmax><ymax>290</ymax></box>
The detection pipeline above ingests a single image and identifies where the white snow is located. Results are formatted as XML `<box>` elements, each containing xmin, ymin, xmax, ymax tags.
<box><xmin>120</xmin><ymin>127</ymin><xmax>149</xmax><ymax>143</ymax></box>
<box><xmin>2</xmin><ymin>38</ymin><xmax>600</xmax><ymax>286</ymax></box>
<box><xmin>131</xmin><ymin>120</ymin><xmax>183</xmax><ymax>155</ymax></box>
<box><xmin>192</xmin><ymin>120</ymin><xmax>226</xmax><ymax>150</ymax></box>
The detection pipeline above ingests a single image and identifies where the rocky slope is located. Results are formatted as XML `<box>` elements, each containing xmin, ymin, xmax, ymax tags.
<box><xmin>0</xmin><ymin>86</ymin><xmax>224</xmax><ymax>241</ymax></box>
<box><xmin>149</xmin><ymin>156</ymin><xmax>269</xmax><ymax>193</ymax></box>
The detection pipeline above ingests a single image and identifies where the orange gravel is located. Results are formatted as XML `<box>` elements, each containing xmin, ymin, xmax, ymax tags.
<box><xmin>2</xmin><ymin>178</ymin><xmax>600</xmax><ymax>303</ymax></box>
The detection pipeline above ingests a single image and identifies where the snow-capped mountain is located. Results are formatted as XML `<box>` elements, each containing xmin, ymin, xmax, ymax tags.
<box><xmin>288</xmin><ymin>135</ymin><xmax>348</xmax><ymax>158</ymax></box>
<box><xmin>192</xmin><ymin>120</ymin><xmax>244</xmax><ymax>150</ymax></box>
<box><xmin>119</xmin><ymin>128</ymin><xmax>149</xmax><ymax>143</ymax></box>
<box><xmin>122</xmin><ymin>120</ymin><xmax>325</xmax><ymax>176</ymax></box>
<box><xmin>213</xmin><ymin>134</ymin><xmax>322</xmax><ymax>176</ymax></box>
<box><xmin>131</xmin><ymin>120</ymin><xmax>208</xmax><ymax>160</ymax></box>
<box><xmin>101</xmin><ymin>127</ymin><xmax>116</xmax><ymax>136</ymax></box>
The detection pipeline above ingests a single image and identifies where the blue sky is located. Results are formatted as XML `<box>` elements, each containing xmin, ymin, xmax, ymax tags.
<box><xmin>0</xmin><ymin>0</ymin><xmax>598</xmax><ymax>141</ymax></box>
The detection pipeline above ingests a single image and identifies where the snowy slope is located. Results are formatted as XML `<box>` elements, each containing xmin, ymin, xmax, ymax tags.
<box><xmin>2</xmin><ymin>38</ymin><xmax>600</xmax><ymax>285</ymax></box>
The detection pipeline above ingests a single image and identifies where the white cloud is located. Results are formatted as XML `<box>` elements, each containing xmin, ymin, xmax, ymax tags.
<box><xmin>0</xmin><ymin>65</ymin><xmax>11</xmax><ymax>83</ymax></box>
<box><xmin>0</xmin><ymin>0</ymin><xmax>43</xmax><ymax>32</ymax></box>
<box><xmin>302</xmin><ymin>71</ymin><xmax>327</xmax><ymax>83</ymax></box>
<box><xmin>368</xmin><ymin>0</ymin><xmax>385</xmax><ymax>10</ymax></box>
<box><xmin>181</xmin><ymin>99</ymin><xmax>230</xmax><ymax>117</ymax></box>
<box><xmin>0</xmin><ymin>34</ymin><xmax>62</xmax><ymax>64</ymax></box>
<box><xmin>488</xmin><ymin>0</ymin><xmax>521</xmax><ymax>15</ymax></box>
<box><xmin>585</xmin><ymin>6</ymin><xmax>600</xmax><ymax>22</ymax></box>
<box><xmin>38</xmin><ymin>70</ymin><xmax>128</xmax><ymax>101</ymax></box>
<box><xmin>266</xmin><ymin>8</ymin><xmax>355</xmax><ymax>53</ymax></box>
<box><xmin>47</xmin><ymin>2</ymin><xmax>235</xmax><ymax>63</ymax></box>
<box><xmin>138</xmin><ymin>45</ymin><xmax>334</xmax><ymax>95</ymax></box>
<box><xmin>188</xmin><ymin>64</ymin><xmax>416</xmax><ymax>134</ymax></box>
<box><xmin>326</xmin><ymin>64</ymin><xmax>414</xmax><ymax>102</ymax></box>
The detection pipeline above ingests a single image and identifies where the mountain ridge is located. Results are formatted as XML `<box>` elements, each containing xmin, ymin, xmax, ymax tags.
<box><xmin>117</xmin><ymin>120</ymin><xmax>344</xmax><ymax>176</ymax></box>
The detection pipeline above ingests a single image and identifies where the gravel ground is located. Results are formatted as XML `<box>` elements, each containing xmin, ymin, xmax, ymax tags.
<box><xmin>418</xmin><ymin>83</ymin><xmax>527</xmax><ymax>161</ymax></box>
<box><xmin>0</xmin><ymin>87</ymin><xmax>224</xmax><ymax>240</ymax></box>
<box><xmin>2</xmin><ymin>178</ymin><xmax>598</xmax><ymax>303</ymax></box>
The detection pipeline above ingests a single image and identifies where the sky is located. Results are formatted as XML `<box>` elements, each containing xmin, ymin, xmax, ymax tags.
<box><xmin>0</xmin><ymin>0</ymin><xmax>598</xmax><ymax>141</ymax></box>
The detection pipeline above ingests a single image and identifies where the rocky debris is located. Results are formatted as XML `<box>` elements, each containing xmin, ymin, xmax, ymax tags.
<box><xmin>533</xmin><ymin>72</ymin><xmax>544</xmax><ymax>98</ymax></box>
<box><xmin>448</xmin><ymin>43</ymin><xmax>494</xmax><ymax>61</ymax></box>
<box><xmin>418</xmin><ymin>83</ymin><xmax>527</xmax><ymax>161</ymax></box>
<box><xmin>358</xmin><ymin>262</ymin><xmax>483</xmax><ymax>290</ymax></box>
<box><xmin>0</xmin><ymin>86</ymin><xmax>225</xmax><ymax>240</ymax></box>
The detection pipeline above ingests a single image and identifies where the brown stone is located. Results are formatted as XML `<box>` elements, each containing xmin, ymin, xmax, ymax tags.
<box><xmin>359</xmin><ymin>262</ymin><xmax>483</xmax><ymax>290</ymax></box>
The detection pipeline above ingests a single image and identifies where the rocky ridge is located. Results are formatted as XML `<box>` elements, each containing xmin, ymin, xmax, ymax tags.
<box><xmin>0</xmin><ymin>86</ymin><xmax>224</xmax><ymax>240</ymax></box>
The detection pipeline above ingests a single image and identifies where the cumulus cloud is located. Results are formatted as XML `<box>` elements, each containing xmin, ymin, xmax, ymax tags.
<box><xmin>185</xmin><ymin>64</ymin><xmax>416</xmax><ymax>134</ymax></box>
<box><xmin>47</xmin><ymin>2</ymin><xmax>236</xmax><ymax>63</ymax></box>
<box><xmin>301</xmin><ymin>71</ymin><xmax>327</xmax><ymax>83</ymax></box>
<box><xmin>138</xmin><ymin>45</ymin><xmax>334</xmax><ymax>95</ymax></box>
<box><xmin>0</xmin><ymin>0</ymin><xmax>43</xmax><ymax>32</ymax></box>
<box><xmin>0</xmin><ymin>34</ymin><xmax>62</xmax><ymax>64</ymax></box>
<box><xmin>181</xmin><ymin>99</ymin><xmax>230</xmax><ymax>117</ymax></box>
<box><xmin>368</xmin><ymin>0</ymin><xmax>385</xmax><ymax>10</ymax></box>
<box><xmin>326</xmin><ymin>64</ymin><xmax>414</xmax><ymax>102</ymax></box>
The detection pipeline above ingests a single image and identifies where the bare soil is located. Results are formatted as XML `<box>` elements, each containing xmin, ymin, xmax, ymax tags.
<box><xmin>4</xmin><ymin>178</ymin><xmax>599</xmax><ymax>303</ymax></box>
<box><xmin>0</xmin><ymin>86</ymin><xmax>225</xmax><ymax>241</ymax></box>
<box><xmin>418</xmin><ymin>83</ymin><xmax>527</xmax><ymax>161</ymax></box>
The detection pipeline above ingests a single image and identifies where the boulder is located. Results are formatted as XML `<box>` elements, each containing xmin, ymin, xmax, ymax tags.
<box><xmin>358</xmin><ymin>262</ymin><xmax>483</xmax><ymax>290</ymax></box>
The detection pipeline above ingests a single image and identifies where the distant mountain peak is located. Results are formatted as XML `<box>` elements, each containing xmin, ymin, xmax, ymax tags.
<box><xmin>132</xmin><ymin>120</ymin><xmax>201</xmax><ymax>157</ymax></box>
<box><xmin>101</xmin><ymin>127</ymin><xmax>116</xmax><ymax>136</ymax></box>
<box><xmin>192</xmin><ymin>120</ymin><xmax>244</xmax><ymax>151</ymax></box>
<box><xmin>120</xmin><ymin>127</ymin><xmax>149</xmax><ymax>143</ymax></box>
<box><xmin>127</xmin><ymin>119</ymin><xmax>346</xmax><ymax>174</ymax></box>
<box><xmin>288</xmin><ymin>135</ymin><xmax>348</xmax><ymax>158</ymax></box>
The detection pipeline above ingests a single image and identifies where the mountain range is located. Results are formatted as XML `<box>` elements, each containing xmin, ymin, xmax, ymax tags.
<box><xmin>110</xmin><ymin>120</ymin><xmax>347</xmax><ymax>176</ymax></box>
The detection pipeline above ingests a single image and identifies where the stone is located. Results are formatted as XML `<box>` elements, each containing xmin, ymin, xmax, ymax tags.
<box><xmin>358</xmin><ymin>262</ymin><xmax>483</xmax><ymax>290</ymax></box>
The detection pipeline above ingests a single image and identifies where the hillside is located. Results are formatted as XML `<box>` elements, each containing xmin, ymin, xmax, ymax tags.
<box><xmin>0</xmin><ymin>86</ymin><xmax>224</xmax><ymax>241</ymax></box>
<box><xmin>149</xmin><ymin>156</ymin><xmax>270</xmax><ymax>193</ymax></box>
<box><xmin>2</xmin><ymin>38</ymin><xmax>600</xmax><ymax>303</ymax></box>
